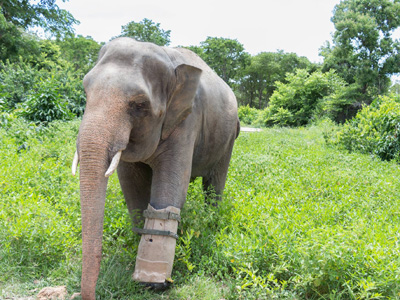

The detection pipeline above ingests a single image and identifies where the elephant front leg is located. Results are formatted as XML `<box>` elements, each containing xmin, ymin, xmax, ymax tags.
<box><xmin>132</xmin><ymin>152</ymin><xmax>193</xmax><ymax>286</ymax></box>
<box><xmin>117</xmin><ymin>161</ymin><xmax>152</xmax><ymax>225</ymax></box>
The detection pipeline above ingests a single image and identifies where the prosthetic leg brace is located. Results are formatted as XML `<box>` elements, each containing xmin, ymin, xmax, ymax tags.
<box><xmin>132</xmin><ymin>204</ymin><xmax>181</xmax><ymax>285</ymax></box>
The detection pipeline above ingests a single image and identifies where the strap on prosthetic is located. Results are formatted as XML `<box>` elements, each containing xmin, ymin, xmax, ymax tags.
<box><xmin>143</xmin><ymin>209</ymin><xmax>181</xmax><ymax>222</ymax></box>
<box><xmin>133</xmin><ymin>204</ymin><xmax>181</xmax><ymax>284</ymax></box>
<box><xmin>132</xmin><ymin>209</ymin><xmax>181</xmax><ymax>239</ymax></box>
<box><xmin>133</xmin><ymin>228</ymin><xmax>179</xmax><ymax>239</ymax></box>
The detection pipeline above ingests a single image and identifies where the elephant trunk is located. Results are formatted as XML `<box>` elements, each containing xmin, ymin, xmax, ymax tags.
<box><xmin>78</xmin><ymin>133</ymin><xmax>112</xmax><ymax>299</ymax></box>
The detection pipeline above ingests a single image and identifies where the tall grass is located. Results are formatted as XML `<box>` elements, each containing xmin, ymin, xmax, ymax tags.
<box><xmin>1</xmin><ymin>119</ymin><xmax>399</xmax><ymax>299</ymax></box>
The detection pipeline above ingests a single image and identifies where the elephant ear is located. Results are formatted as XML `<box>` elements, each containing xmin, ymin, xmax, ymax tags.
<box><xmin>161</xmin><ymin>64</ymin><xmax>202</xmax><ymax>140</ymax></box>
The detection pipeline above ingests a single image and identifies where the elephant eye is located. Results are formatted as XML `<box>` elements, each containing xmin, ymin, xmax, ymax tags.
<box><xmin>128</xmin><ymin>101</ymin><xmax>149</xmax><ymax>117</ymax></box>
<box><xmin>136</xmin><ymin>102</ymin><xmax>146</xmax><ymax>110</ymax></box>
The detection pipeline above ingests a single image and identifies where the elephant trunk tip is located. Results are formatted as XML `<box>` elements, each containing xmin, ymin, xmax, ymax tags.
<box><xmin>105</xmin><ymin>150</ymin><xmax>122</xmax><ymax>177</ymax></box>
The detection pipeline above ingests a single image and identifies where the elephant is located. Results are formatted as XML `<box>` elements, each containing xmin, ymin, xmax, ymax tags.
<box><xmin>71</xmin><ymin>37</ymin><xmax>240</xmax><ymax>299</ymax></box>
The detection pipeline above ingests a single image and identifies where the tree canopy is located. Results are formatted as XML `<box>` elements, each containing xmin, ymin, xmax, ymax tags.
<box><xmin>56</xmin><ymin>35</ymin><xmax>102</xmax><ymax>74</ymax></box>
<box><xmin>187</xmin><ymin>37</ymin><xmax>250</xmax><ymax>87</ymax></box>
<box><xmin>1</xmin><ymin>0</ymin><xmax>78</xmax><ymax>36</ymax></box>
<box><xmin>119</xmin><ymin>18</ymin><xmax>171</xmax><ymax>46</ymax></box>
<box><xmin>2</xmin><ymin>1</ymin><xmax>400</xmax><ymax>126</ymax></box>
<box><xmin>238</xmin><ymin>51</ymin><xmax>315</xmax><ymax>108</ymax></box>
<box><xmin>321</xmin><ymin>0</ymin><xmax>400</xmax><ymax>104</ymax></box>
<box><xmin>0</xmin><ymin>0</ymin><xmax>78</xmax><ymax>61</ymax></box>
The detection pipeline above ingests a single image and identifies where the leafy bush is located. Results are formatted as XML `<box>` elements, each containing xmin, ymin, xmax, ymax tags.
<box><xmin>0</xmin><ymin>59</ymin><xmax>39</xmax><ymax>109</ymax></box>
<box><xmin>266</xmin><ymin>106</ymin><xmax>293</xmax><ymax>126</ymax></box>
<box><xmin>326</xmin><ymin>95</ymin><xmax>400</xmax><ymax>163</ymax></box>
<box><xmin>0</xmin><ymin>113</ymin><xmax>44</xmax><ymax>152</ymax></box>
<box><xmin>18</xmin><ymin>76</ymin><xmax>74</xmax><ymax>123</ymax></box>
<box><xmin>264</xmin><ymin>69</ymin><xmax>348</xmax><ymax>126</ymax></box>
<box><xmin>237</xmin><ymin>105</ymin><xmax>261</xmax><ymax>125</ymax></box>
<box><xmin>0</xmin><ymin>60</ymin><xmax>86</xmax><ymax>120</ymax></box>
<box><xmin>320</xmin><ymin>83</ymin><xmax>361</xmax><ymax>122</ymax></box>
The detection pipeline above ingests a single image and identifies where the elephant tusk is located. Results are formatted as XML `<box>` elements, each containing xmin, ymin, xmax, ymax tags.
<box><xmin>105</xmin><ymin>150</ymin><xmax>122</xmax><ymax>177</ymax></box>
<box><xmin>72</xmin><ymin>151</ymin><xmax>79</xmax><ymax>176</ymax></box>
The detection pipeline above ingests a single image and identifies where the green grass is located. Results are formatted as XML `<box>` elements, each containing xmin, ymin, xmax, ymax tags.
<box><xmin>1</xmin><ymin>119</ymin><xmax>400</xmax><ymax>299</ymax></box>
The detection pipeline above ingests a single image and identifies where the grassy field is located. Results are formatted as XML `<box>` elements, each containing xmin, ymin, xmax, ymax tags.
<box><xmin>1</xmin><ymin>119</ymin><xmax>400</xmax><ymax>299</ymax></box>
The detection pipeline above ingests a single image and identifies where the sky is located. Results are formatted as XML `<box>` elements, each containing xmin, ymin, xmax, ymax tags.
<box><xmin>58</xmin><ymin>0</ymin><xmax>343</xmax><ymax>63</ymax></box>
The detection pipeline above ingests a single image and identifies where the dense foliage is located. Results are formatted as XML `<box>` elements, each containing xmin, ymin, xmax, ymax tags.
<box><xmin>237</xmin><ymin>105</ymin><xmax>262</xmax><ymax>126</ymax></box>
<box><xmin>238</xmin><ymin>70</ymin><xmax>351</xmax><ymax>127</ymax></box>
<box><xmin>0</xmin><ymin>0</ymin><xmax>78</xmax><ymax>61</ymax></box>
<box><xmin>325</xmin><ymin>94</ymin><xmax>400</xmax><ymax>163</ymax></box>
<box><xmin>3</xmin><ymin>0</ymin><xmax>400</xmax><ymax>125</ymax></box>
<box><xmin>0</xmin><ymin>52</ymin><xmax>87</xmax><ymax>121</ymax></box>
<box><xmin>265</xmin><ymin>69</ymin><xmax>348</xmax><ymax>126</ymax></box>
<box><xmin>321</xmin><ymin>0</ymin><xmax>400</xmax><ymax>105</ymax></box>
<box><xmin>1</xmin><ymin>121</ymin><xmax>400</xmax><ymax>299</ymax></box>
<box><xmin>56</xmin><ymin>35</ymin><xmax>102</xmax><ymax>74</ymax></box>
<box><xmin>239</xmin><ymin>93</ymin><xmax>400</xmax><ymax>164</ymax></box>
<box><xmin>237</xmin><ymin>51</ymin><xmax>317</xmax><ymax>109</ymax></box>
<box><xmin>1</xmin><ymin>0</ymin><xmax>77</xmax><ymax>35</ymax></box>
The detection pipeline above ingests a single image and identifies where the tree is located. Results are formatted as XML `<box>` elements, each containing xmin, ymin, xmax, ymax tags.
<box><xmin>0</xmin><ymin>0</ymin><xmax>77</xmax><ymax>36</ymax></box>
<box><xmin>57</xmin><ymin>35</ymin><xmax>102</xmax><ymax>74</ymax></box>
<box><xmin>0</xmin><ymin>0</ymin><xmax>78</xmax><ymax>61</ymax></box>
<box><xmin>321</xmin><ymin>0</ymin><xmax>400</xmax><ymax>105</ymax></box>
<box><xmin>390</xmin><ymin>81</ymin><xmax>400</xmax><ymax>96</ymax></box>
<box><xmin>239</xmin><ymin>52</ymin><xmax>281</xmax><ymax>108</ymax></box>
<box><xmin>119</xmin><ymin>18</ymin><xmax>171</xmax><ymax>46</ymax></box>
<box><xmin>0</xmin><ymin>13</ymin><xmax>40</xmax><ymax>61</ymax></box>
<box><xmin>238</xmin><ymin>51</ymin><xmax>315</xmax><ymax>108</ymax></box>
<box><xmin>191</xmin><ymin>37</ymin><xmax>250</xmax><ymax>86</ymax></box>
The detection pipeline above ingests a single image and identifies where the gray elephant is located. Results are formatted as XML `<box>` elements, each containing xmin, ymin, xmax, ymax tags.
<box><xmin>71</xmin><ymin>37</ymin><xmax>240</xmax><ymax>299</ymax></box>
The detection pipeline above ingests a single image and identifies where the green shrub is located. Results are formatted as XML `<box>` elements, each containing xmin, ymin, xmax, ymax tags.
<box><xmin>265</xmin><ymin>69</ymin><xmax>348</xmax><ymax>126</ymax></box>
<box><xmin>327</xmin><ymin>95</ymin><xmax>400</xmax><ymax>163</ymax></box>
<box><xmin>17</xmin><ymin>76</ymin><xmax>74</xmax><ymax>124</ymax></box>
<box><xmin>0</xmin><ymin>60</ymin><xmax>86</xmax><ymax>119</ymax></box>
<box><xmin>320</xmin><ymin>83</ymin><xmax>361</xmax><ymax>122</ymax></box>
<box><xmin>0</xmin><ymin>114</ymin><xmax>43</xmax><ymax>151</ymax></box>
<box><xmin>267</xmin><ymin>106</ymin><xmax>293</xmax><ymax>126</ymax></box>
<box><xmin>237</xmin><ymin>105</ymin><xmax>261</xmax><ymax>126</ymax></box>
<box><xmin>0</xmin><ymin>59</ymin><xmax>38</xmax><ymax>110</ymax></box>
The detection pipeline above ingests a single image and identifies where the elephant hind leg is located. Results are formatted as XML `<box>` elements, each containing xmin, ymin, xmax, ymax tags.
<box><xmin>117</xmin><ymin>161</ymin><xmax>152</xmax><ymax>225</ymax></box>
<box><xmin>202</xmin><ymin>174</ymin><xmax>224</xmax><ymax>206</ymax></box>
<box><xmin>202</xmin><ymin>144</ymin><xmax>235</xmax><ymax>205</ymax></box>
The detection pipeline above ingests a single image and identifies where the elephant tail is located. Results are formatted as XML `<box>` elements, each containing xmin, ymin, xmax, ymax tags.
<box><xmin>235</xmin><ymin>118</ymin><xmax>241</xmax><ymax>139</ymax></box>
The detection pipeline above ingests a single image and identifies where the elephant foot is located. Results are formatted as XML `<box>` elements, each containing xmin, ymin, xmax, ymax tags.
<box><xmin>132</xmin><ymin>205</ymin><xmax>181</xmax><ymax>285</ymax></box>
<box><xmin>140</xmin><ymin>281</ymin><xmax>171</xmax><ymax>291</ymax></box>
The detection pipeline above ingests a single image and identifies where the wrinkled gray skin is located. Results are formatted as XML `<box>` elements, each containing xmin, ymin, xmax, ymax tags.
<box><xmin>75</xmin><ymin>37</ymin><xmax>239</xmax><ymax>299</ymax></box>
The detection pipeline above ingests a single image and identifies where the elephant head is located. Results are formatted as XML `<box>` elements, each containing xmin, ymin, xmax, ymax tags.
<box><xmin>71</xmin><ymin>37</ymin><xmax>201</xmax><ymax>299</ymax></box>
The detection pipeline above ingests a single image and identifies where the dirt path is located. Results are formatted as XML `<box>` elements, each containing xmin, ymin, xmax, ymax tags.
<box><xmin>241</xmin><ymin>127</ymin><xmax>262</xmax><ymax>132</ymax></box>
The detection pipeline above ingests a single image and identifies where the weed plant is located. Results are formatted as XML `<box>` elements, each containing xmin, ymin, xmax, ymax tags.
<box><xmin>1</xmin><ymin>119</ymin><xmax>399</xmax><ymax>299</ymax></box>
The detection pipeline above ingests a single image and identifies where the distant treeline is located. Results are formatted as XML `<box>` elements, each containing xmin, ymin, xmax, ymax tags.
<box><xmin>1</xmin><ymin>0</ymin><xmax>400</xmax><ymax>126</ymax></box>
